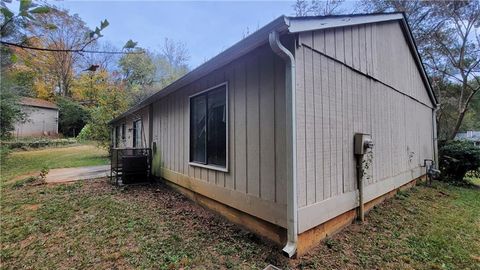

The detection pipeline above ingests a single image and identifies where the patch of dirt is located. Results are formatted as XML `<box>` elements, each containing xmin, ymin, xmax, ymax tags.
<box><xmin>19</xmin><ymin>235</ymin><xmax>36</xmax><ymax>249</ymax></box>
<box><xmin>5</xmin><ymin>172</ymin><xmax>39</xmax><ymax>185</ymax></box>
<box><xmin>23</xmin><ymin>204</ymin><xmax>41</xmax><ymax>211</ymax></box>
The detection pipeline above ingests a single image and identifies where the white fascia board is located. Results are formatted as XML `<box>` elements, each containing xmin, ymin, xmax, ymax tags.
<box><xmin>286</xmin><ymin>13</ymin><xmax>404</xmax><ymax>33</ymax></box>
<box><xmin>286</xmin><ymin>13</ymin><xmax>438</xmax><ymax>107</ymax></box>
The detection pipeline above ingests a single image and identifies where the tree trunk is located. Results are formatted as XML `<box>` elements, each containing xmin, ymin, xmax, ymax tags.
<box><xmin>449</xmin><ymin>108</ymin><xmax>467</xmax><ymax>140</ymax></box>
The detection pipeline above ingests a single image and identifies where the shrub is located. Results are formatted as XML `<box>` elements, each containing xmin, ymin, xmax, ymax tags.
<box><xmin>0</xmin><ymin>82</ymin><xmax>25</xmax><ymax>139</ymax></box>
<box><xmin>439</xmin><ymin>140</ymin><xmax>480</xmax><ymax>183</ymax></box>
<box><xmin>0</xmin><ymin>138</ymin><xmax>77</xmax><ymax>151</ymax></box>
<box><xmin>77</xmin><ymin>124</ymin><xmax>93</xmax><ymax>141</ymax></box>
<box><xmin>0</xmin><ymin>144</ymin><xmax>12</xmax><ymax>160</ymax></box>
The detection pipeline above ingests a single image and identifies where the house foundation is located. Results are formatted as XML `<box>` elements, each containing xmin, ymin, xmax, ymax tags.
<box><xmin>159</xmin><ymin>173</ymin><xmax>426</xmax><ymax>257</ymax></box>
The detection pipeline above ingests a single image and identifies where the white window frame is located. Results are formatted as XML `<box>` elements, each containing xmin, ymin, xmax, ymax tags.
<box><xmin>132</xmin><ymin>119</ymin><xmax>142</xmax><ymax>148</ymax></box>
<box><xmin>114</xmin><ymin>125</ymin><xmax>121</xmax><ymax>148</ymax></box>
<box><xmin>188</xmin><ymin>81</ymin><xmax>229</xmax><ymax>172</ymax></box>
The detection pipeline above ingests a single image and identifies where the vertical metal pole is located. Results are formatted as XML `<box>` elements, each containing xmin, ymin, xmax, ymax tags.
<box><xmin>356</xmin><ymin>155</ymin><xmax>365</xmax><ymax>222</ymax></box>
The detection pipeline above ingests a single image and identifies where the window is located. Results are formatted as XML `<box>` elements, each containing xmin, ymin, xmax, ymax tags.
<box><xmin>132</xmin><ymin>120</ymin><xmax>142</xmax><ymax>148</ymax></box>
<box><xmin>121</xmin><ymin>124</ymin><xmax>126</xmax><ymax>140</ymax></box>
<box><xmin>189</xmin><ymin>83</ymin><xmax>227</xmax><ymax>169</ymax></box>
<box><xmin>115</xmin><ymin>126</ymin><xmax>120</xmax><ymax>147</ymax></box>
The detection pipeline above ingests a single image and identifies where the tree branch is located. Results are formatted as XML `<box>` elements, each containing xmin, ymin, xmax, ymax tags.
<box><xmin>0</xmin><ymin>40</ymin><xmax>143</xmax><ymax>54</ymax></box>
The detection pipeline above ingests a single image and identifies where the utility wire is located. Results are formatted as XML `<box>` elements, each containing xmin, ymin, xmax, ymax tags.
<box><xmin>0</xmin><ymin>40</ymin><xmax>143</xmax><ymax>54</ymax></box>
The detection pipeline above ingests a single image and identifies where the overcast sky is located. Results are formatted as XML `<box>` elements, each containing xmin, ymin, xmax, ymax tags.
<box><xmin>53</xmin><ymin>1</ymin><xmax>296</xmax><ymax>68</ymax></box>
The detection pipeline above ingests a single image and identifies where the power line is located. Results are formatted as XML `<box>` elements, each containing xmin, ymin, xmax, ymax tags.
<box><xmin>0</xmin><ymin>40</ymin><xmax>143</xmax><ymax>54</ymax></box>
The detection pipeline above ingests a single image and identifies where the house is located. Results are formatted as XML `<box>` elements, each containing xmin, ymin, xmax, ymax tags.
<box><xmin>13</xmin><ymin>97</ymin><xmax>59</xmax><ymax>138</ymax></box>
<box><xmin>455</xmin><ymin>131</ymin><xmax>480</xmax><ymax>147</ymax></box>
<box><xmin>110</xmin><ymin>13</ymin><xmax>438</xmax><ymax>257</ymax></box>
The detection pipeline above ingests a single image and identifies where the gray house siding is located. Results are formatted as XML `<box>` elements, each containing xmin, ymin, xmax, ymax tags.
<box><xmin>110</xmin><ymin>16</ymin><xmax>437</xmax><ymax>246</ymax></box>
<box><xmin>114</xmin><ymin>106</ymin><xmax>150</xmax><ymax>149</ymax></box>
<box><xmin>14</xmin><ymin>106</ymin><xmax>58</xmax><ymax>137</ymax></box>
<box><xmin>148</xmin><ymin>44</ymin><xmax>289</xmax><ymax>228</ymax></box>
<box><xmin>294</xmin><ymin>21</ymin><xmax>435</xmax><ymax>233</ymax></box>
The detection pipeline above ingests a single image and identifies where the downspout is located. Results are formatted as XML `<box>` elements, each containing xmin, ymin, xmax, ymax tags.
<box><xmin>269</xmin><ymin>30</ymin><xmax>298</xmax><ymax>258</ymax></box>
<box><xmin>433</xmin><ymin>106</ymin><xmax>439</xmax><ymax>166</ymax></box>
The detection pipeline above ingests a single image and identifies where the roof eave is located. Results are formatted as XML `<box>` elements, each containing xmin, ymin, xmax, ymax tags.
<box><xmin>110</xmin><ymin>15</ymin><xmax>290</xmax><ymax>124</ymax></box>
<box><xmin>397</xmin><ymin>16</ymin><xmax>439</xmax><ymax>107</ymax></box>
<box><xmin>285</xmin><ymin>12</ymin><xmax>403</xmax><ymax>33</ymax></box>
<box><xmin>21</xmin><ymin>104</ymin><xmax>58</xmax><ymax>110</ymax></box>
<box><xmin>110</xmin><ymin>12</ymin><xmax>439</xmax><ymax>125</ymax></box>
<box><xmin>286</xmin><ymin>12</ymin><xmax>438</xmax><ymax>108</ymax></box>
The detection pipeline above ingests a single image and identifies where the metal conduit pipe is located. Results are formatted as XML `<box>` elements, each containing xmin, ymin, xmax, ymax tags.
<box><xmin>356</xmin><ymin>155</ymin><xmax>365</xmax><ymax>222</ymax></box>
<box><xmin>433</xmin><ymin>107</ymin><xmax>439</xmax><ymax>166</ymax></box>
<box><xmin>268</xmin><ymin>30</ymin><xmax>298</xmax><ymax>258</ymax></box>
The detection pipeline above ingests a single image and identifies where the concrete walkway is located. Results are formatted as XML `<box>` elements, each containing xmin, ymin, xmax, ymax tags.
<box><xmin>45</xmin><ymin>165</ymin><xmax>110</xmax><ymax>183</ymax></box>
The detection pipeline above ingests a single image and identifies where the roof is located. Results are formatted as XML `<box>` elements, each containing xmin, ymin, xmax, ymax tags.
<box><xmin>19</xmin><ymin>97</ymin><xmax>58</xmax><ymax>110</ymax></box>
<box><xmin>111</xmin><ymin>12</ymin><xmax>437</xmax><ymax>124</ymax></box>
<box><xmin>456</xmin><ymin>131</ymin><xmax>480</xmax><ymax>142</ymax></box>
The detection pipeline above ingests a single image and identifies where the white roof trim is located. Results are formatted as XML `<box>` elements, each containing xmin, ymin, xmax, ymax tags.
<box><xmin>286</xmin><ymin>13</ymin><xmax>404</xmax><ymax>33</ymax></box>
<box><xmin>285</xmin><ymin>13</ymin><xmax>437</xmax><ymax>107</ymax></box>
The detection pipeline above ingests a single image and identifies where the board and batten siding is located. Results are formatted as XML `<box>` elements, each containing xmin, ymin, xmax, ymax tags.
<box><xmin>150</xmin><ymin>44</ymin><xmax>289</xmax><ymax>228</ymax></box>
<box><xmin>114</xmin><ymin>106</ymin><xmax>150</xmax><ymax>149</ymax></box>
<box><xmin>295</xmin><ymin>21</ymin><xmax>435</xmax><ymax>233</ymax></box>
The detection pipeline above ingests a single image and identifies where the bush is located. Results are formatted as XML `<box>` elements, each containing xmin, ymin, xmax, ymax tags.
<box><xmin>439</xmin><ymin>140</ymin><xmax>480</xmax><ymax>183</ymax></box>
<box><xmin>0</xmin><ymin>138</ymin><xmax>77</xmax><ymax>151</ymax></box>
<box><xmin>0</xmin><ymin>144</ymin><xmax>12</xmax><ymax>160</ymax></box>
<box><xmin>76</xmin><ymin>124</ymin><xmax>93</xmax><ymax>141</ymax></box>
<box><xmin>0</xmin><ymin>82</ymin><xmax>25</xmax><ymax>139</ymax></box>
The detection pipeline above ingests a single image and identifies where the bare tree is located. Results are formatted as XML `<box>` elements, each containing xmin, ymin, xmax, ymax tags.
<box><xmin>357</xmin><ymin>0</ymin><xmax>433</xmax><ymax>34</ymax></box>
<box><xmin>310</xmin><ymin>0</ymin><xmax>345</xmax><ymax>16</ymax></box>
<box><xmin>293</xmin><ymin>0</ymin><xmax>311</xmax><ymax>16</ymax></box>
<box><xmin>81</xmin><ymin>41</ymin><xmax>120</xmax><ymax>72</ymax></box>
<box><xmin>358</xmin><ymin>0</ymin><xmax>480</xmax><ymax>139</ymax></box>
<box><xmin>424</xmin><ymin>1</ymin><xmax>480</xmax><ymax>139</ymax></box>
<box><xmin>154</xmin><ymin>38</ymin><xmax>189</xmax><ymax>87</ymax></box>
<box><xmin>161</xmin><ymin>38</ymin><xmax>189</xmax><ymax>70</ymax></box>
<box><xmin>24</xmin><ymin>7</ymin><xmax>105</xmax><ymax>96</ymax></box>
<box><xmin>293</xmin><ymin>0</ymin><xmax>345</xmax><ymax>16</ymax></box>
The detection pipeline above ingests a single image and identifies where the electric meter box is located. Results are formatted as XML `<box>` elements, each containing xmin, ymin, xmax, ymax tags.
<box><xmin>354</xmin><ymin>133</ymin><xmax>373</xmax><ymax>155</ymax></box>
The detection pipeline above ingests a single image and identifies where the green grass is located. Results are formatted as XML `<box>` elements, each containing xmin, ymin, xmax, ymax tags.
<box><xmin>295</xmin><ymin>183</ymin><xmax>480</xmax><ymax>270</ymax></box>
<box><xmin>0</xmin><ymin>180</ymin><xmax>282</xmax><ymax>269</ymax></box>
<box><xmin>1</xmin><ymin>148</ymin><xmax>479</xmax><ymax>269</ymax></box>
<box><xmin>0</xmin><ymin>145</ymin><xmax>109</xmax><ymax>184</ymax></box>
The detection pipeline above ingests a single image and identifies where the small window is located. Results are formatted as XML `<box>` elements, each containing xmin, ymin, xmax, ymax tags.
<box><xmin>121</xmin><ymin>124</ymin><xmax>126</xmax><ymax>140</ymax></box>
<box><xmin>189</xmin><ymin>83</ymin><xmax>227</xmax><ymax>168</ymax></box>
<box><xmin>132</xmin><ymin>120</ymin><xmax>142</xmax><ymax>148</ymax></box>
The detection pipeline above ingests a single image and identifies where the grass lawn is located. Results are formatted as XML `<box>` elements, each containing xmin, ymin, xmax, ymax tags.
<box><xmin>0</xmin><ymin>144</ymin><xmax>109</xmax><ymax>184</ymax></box>
<box><xmin>1</xmin><ymin>147</ymin><xmax>479</xmax><ymax>269</ymax></box>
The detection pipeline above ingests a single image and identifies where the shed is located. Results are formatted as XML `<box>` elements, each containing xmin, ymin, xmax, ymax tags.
<box><xmin>14</xmin><ymin>97</ymin><xmax>59</xmax><ymax>138</ymax></box>
<box><xmin>110</xmin><ymin>13</ymin><xmax>438</xmax><ymax>257</ymax></box>
<box><xmin>455</xmin><ymin>131</ymin><xmax>480</xmax><ymax>147</ymax></box>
